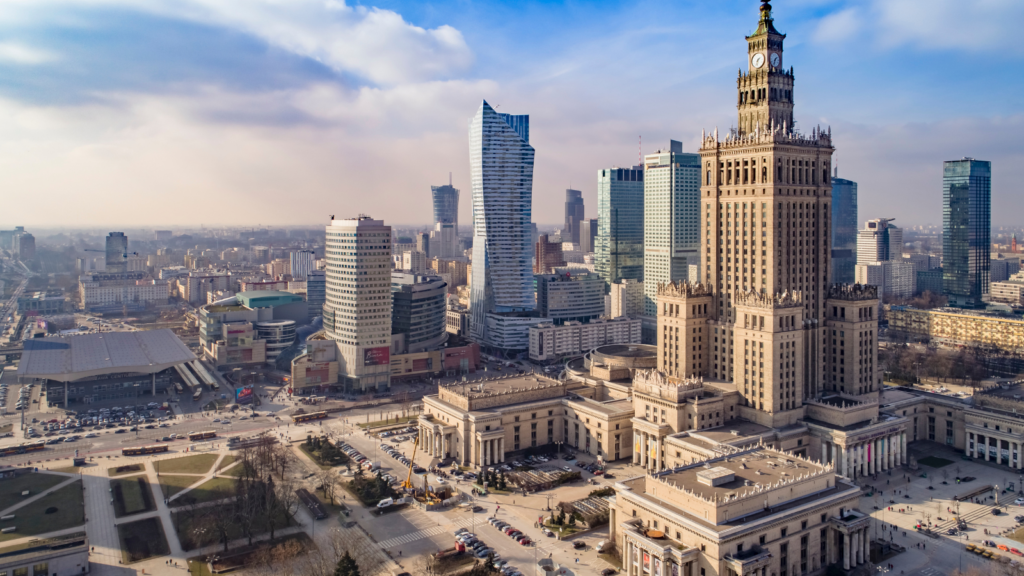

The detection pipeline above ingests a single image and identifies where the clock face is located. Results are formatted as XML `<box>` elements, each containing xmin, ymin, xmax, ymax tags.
<box><xmin>751</xmin><ymin>53</ymin><xmax>765</xmax><ymax>69</ymax></box>
<box><xmin>770</xmin><ymin>53</ymin><xmax>781</xmax><ymax>68</ymax></box>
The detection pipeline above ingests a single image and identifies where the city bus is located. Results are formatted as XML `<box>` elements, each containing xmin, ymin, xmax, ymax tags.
<box><xmin>188</xmin><ymin>430</ymin><xmax>217</xmax><ymax>441</ymax></box>
<box><xmin>122</xmin><ymin>444</ymin><xmax>169</xmax><ymax>456</ymax></box>
<box><xmin>0</xmin><ymin>441</ymin><xmax>46</xmax><ymax>457</ymax></box>
<box><xmin>292</xmin><ymin>411</ymin><xmax>328</xmax><ymax>424</ymax></box>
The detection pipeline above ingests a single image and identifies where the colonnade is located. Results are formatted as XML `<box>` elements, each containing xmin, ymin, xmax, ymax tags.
<box><xmin>623</xmin><ymin>539</ymin><xmax>692</xmax><ymax>576</ymax></box>
<box><xmin>824</xmin><ymin>431</ymin><xmax>906</xmax><ymax>479</ymax></box>
<box><xmin>477</xmin><ymin>437</ymin><xmax>504</xmax><ymax>467</ymax></box>
<box><xmin>968</xmin><ymin>432</ymin><xmax>1021</xmax><ymax>468</ymax></box>
<box><xmin>836</xmin><ymin>527</ymin><xmax>871</xmax><ymax>571</ymax></box>
<box><xmin>633</xmin><ymin>431</ymin><xmax>663</xmax><ymax>471</ymax></box>
<box><xmin>420</xmin><ymin>427</ymin><xmax>451</xmax><ymax>459</ymax></box>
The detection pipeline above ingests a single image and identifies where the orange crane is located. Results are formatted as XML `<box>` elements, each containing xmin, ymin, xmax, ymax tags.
<box><xmin>401</xmin><ymin>434</ymin><xmax>421</xmax><ymax>491</ymax></box>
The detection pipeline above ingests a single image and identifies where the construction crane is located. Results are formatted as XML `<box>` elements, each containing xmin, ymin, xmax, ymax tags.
<box><xmin>83</xmin><ymin>248</ymin><xmax>140</xmax><ymax>318</ymax></box>
<box><xmin>401</xmin><ymin>434</ymin><xmax>421</xmax><ymax>491</ymax></box>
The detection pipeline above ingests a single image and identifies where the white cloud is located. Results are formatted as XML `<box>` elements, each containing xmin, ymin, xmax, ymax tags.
<box><xmin>870</xmin><ymin>0</ymin><xmax>1024</xmax><ymax>52</ymax></box>
<box><xmin>0</xmin><ymin>42</ymin><xmax>57</xmax><ymax>65</ymax></box>
<box><xmin>812</xmin><ymin>8</ymin><xmax>862</xmax><ymax>44</ymax></box>
<box><xmin>0</xmin><ymin>0</ymin><xmax>473</xmax><ymax>85</ymax></box>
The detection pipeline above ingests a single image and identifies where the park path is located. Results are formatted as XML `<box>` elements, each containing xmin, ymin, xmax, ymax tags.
<box><xmin>164</xmin><ymin>452</ymin><xmax>238</xmax><ymax>504</ymax></box>
<box><xmin>0</xmin><ymin>474</ymin><xmax>80</xmax><ymax>517</ymax></box>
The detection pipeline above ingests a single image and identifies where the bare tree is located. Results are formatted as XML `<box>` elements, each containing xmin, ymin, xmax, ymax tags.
<box><xmin>316</xmin><ymin>468</ymin><xmax>339</xmax><ymax>506</ymax></box>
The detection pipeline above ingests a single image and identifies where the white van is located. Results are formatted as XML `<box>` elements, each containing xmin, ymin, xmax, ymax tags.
<box><xmin>596</xmin><ymin>541</ymin><xmax>608</xmax><ymax>553</ymax></box>
<box><xmin>377</xmin><ymin>498</ymin><xmax>394</xmax><ymax>509</ymax></box>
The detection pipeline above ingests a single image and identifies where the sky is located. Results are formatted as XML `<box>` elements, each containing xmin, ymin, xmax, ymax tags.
<box><xmin>0</xmin><ymin>0</ymin><xmax>1021</xmax><ymax>229</ymax></box>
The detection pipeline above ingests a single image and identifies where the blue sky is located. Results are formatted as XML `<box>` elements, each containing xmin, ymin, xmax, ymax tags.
<box><xmin>0</xmin><ymin>0</ymin><xmax>1020</xmax><ymax>228</ymax></box>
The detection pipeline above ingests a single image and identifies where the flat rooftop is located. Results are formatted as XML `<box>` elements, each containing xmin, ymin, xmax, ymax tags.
<box><xmin>651</xmin><ymin>449</ymin><xmax>825</xmax><ymax>500</ymax></box>
<box><xmin>568</xmin><ymin>396</ymin><xmax>634</xmax><ymax>415</ymax></box>
<box><xmin>18</xmin><ymin>329</ymin><xmax>196</xmax><ymax>382</ymax></box>
<box><xmin>450</xmin><ymin>374</ymin><xmax>563</xmax><ymax>398</ymax></box>
<box><xmin>692</xmin><ymin>420</ymin><xmax>773</xmax><ymax>443</ymax></box>
<box><xmin>593</xmin><ymin>344</ymin><xmax>656</xmax><ymax>359</ymax></box>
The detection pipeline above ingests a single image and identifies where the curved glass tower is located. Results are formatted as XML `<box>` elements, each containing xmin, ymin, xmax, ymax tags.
<box><xmin>468</xmin><ymin>101</ymin><xmax>536</xmax><ymax>344</ymax></box>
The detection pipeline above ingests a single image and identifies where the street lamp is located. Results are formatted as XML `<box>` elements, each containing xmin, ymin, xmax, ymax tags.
<box><xmin>555</xmin><ymin>441</ymin><xmax>563</xmax><ymax>460</ymax></box>
<box><xmin>133</xmin><ymin>383</ymin><xmax>141</xmax><ymax>438</ymax></box>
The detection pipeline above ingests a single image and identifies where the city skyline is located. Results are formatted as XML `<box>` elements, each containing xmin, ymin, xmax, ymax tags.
<box><xmin>0</xmin><ymin>0</ymin><xmax>1018</xmax><ymax>229</ymax></box>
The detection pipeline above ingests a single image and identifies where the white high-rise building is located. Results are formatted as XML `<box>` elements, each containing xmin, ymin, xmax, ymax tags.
<box><xmin>468</xmin><ymin>100</ymin><xmax>536</xmax><ymax>347</ymax></box>
<box><xmin>857</xmin><ymin>218</ymin><xmax>902</xmax><ymax>264</ymax></box>
<box><xmin>324</xmin><ymin>216</ymin><xmax>392</xmax><ymax>392</ymax></box>
<box><xmin>610</xmin><ymin>279</ymin><xmax>644</xmax><ymax>318</ymax></box>
<box><xmin>429</xmin><ymin>222</ymin><xmax>459</xmax><ymax>259</ymax></box>
<box><xmin>402</xmin><ymin>250</ymin><xmax>429</xmax><ymax>274</ymax></box>
<box><xmin>856</xmin><ymin>261</ymin><xmax>916</xmax><ymax>299</ymax></box>
<box><xmin>642</xmin><ymin>141</ymin><xmax>701</xmax><ymax>315</ymax></box>
<box><xmin>289</xmin><ymin>250</ymin><xmax>316</xmax><ymax>280</ymax></box>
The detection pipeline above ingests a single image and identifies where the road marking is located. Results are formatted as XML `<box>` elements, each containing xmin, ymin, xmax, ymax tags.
<box><xmin>377</xmin><ymin>517</ymin><xmax>474</xmax><ymax>548</ymax></box>
<box><xmin>919</xmin><ymin>568</ymin><xmax>942</xmax><ymax>576</ymax></box>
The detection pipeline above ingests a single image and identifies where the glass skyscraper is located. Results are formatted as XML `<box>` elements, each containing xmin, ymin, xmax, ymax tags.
<box><xmin>431</xmin><ymin>183</ymin><xmax>460</xmax><ymax>234</ymax></box>
<box><xmin>943</xmin><ymin>158</ymin><xmax>991</xmax><ymax>308</ymax></box>
<box><xmin>596</xmin><ymin>166</ymin><xmax>644</xmax><ymax>289</ymax></box>
<box><xmin>468</xmin><ymin>101</ymin><xmax>536</xmax><ymax>344</ymax></box>
<box><xmin>642</xmin><ymin>141</ymin><xmax>700</xmax><ymax>315</ymax></box>
<box><xmin>830</xmin><ymin>173</ymin><xmax>858</xmax><ymax>284</ymax></box>
<box><xmin>565</xmin><ymin>189</ymin><xmax>584</xmax><ymax>244</ymax></box>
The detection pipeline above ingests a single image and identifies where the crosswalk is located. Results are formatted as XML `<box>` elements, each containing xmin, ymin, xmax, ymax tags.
<box><xmin>918</xmin><ymin>567</ymin><xmax>942</xmax><ymax>576</ymax></box>
<box><xmin>377</xmin><ymin>517</ymin><xmax>474</xmax><ymax>549</ymax></box>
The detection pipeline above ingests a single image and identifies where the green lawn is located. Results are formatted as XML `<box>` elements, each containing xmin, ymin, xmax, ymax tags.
<box><xmin>0</xmin><ymin>472</ymin><xmax>67</xmax><ymax>512</ymax></box>
<box><xmin>108</xmin><ymin>464</ymin><xmax>145</xmax><ymax>477</ymax></box>
<box><xmin>112</xmin><ymin>476</ymin><xmax>155</xmax><ymax>518</ymax></box>
<box><xmin>215</xmin><ymin>455</ymin><xmax>236</xmax><ymax>473</ymax></box>
<box><xmin>160</xmin><ymin>475</ymin><xmax>201</xmax><ymax>499</ymax></box>
<box><xmin>186</xmin><ymin>477</ymin><xmax>236</xmax><ymax>504</ymax></box>
<box><xmin>221</xmin><ymin>462</ymin><xmax>252</xmax><ymax>478</ymax></box>
<box><xmin>51</xmin><ymin>466</ymin><xmax>83</xmax><ymax>474</ymax></box>
<box><xmin>117</xmin><ymin>517</ymin><xmax>170</xmax><ymax>564</ymax></box>
<box><xmin>155</xmin><ymin>454</ymin><xmax>219</xmax><ymax>475</ymax></box>
<box><xmin>0</xmin><ymin>481</ymin><xmax>85</xmax><ymax>542</ymax></box>
<box><xmin>918</xmin><ymin>456</ymin><xmax>954</xmax><ymax>468</ymax></box>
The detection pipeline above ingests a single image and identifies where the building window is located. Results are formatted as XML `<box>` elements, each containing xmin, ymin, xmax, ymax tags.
<box><xmin>32</xmin><ymin>565</ymin><xmax>47</xmax><ymax>576</ymax></box>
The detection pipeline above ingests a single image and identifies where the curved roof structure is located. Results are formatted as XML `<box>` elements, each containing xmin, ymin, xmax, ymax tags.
<box><xmin>18</xmin><ymin>329</ymin><xmax>197</xmax><ymax>382</ymax></box>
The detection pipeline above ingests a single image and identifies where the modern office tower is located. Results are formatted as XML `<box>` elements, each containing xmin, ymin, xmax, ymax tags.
<box><xmin>534</xmin><ymin>235</ymin><xmax>565</xmax><ymax>274</ymax></box>
<box><xmin>610</xmin><ymin>279</ymin><xmax>644</xmax><ymax>318</ymax></box>
<box><xmin>855</xmin><ymin>261</ymin><xmax>916</xmax><ymax>299</ymax></box>
<box><xmin>289</xmin><ymin>250</ymin><xmax>316</xmax><ymax>280</ymax></box>
<box><xmin>430</xmin><ymin>222</ymin><xmax>459</xmax><ymax>259</ymax></box>
<box><xmin>416</xmin><ymin>232</ymin><xmax>430</xmax><ymax>257</ymax></box>
<box><xmin>432</xmin><ymin>183</ymin><xmax>460</xmax><ymax>236</ymax></box>
<box><xmin>468</xmin><ymin>101</ymin><xmax>536</xmax><ymax>346</ymax></box>
<box><xmin>106</xmin><ymin>232</ymin><xmax>129</xmax><ymax>273</ymax></box>
<box><xmin>306</xmin><ymin>270</ymin><xmax>326</xmax><ymax>316</ymax></box>
<box><xmin>830</xmin><ymin>171</ymin><xmax>858</xmax><ymax>283</ymax></box>
<box><xmin>391</xmin><ymin>272</ymin><xmax>448</xmax><ymax>353</ymax></box>
<box><xmin>323</xmin><ymin>216</ymin><xmax>392</xmax><ymax>392</ymax></box>
<box><xmin>694</xmin><ymin>0</ymin><xmax>836</xmax><ymax>421</ymax></box>
<box><xmin>535</xmin><ymin>271</ymin><xmax>606</xmax><ymax>324</ymax></box>
<box><xmin>596</xmin><ymin>166</ymin><xmax>645</xmax><ymax>288</ymax></box>
<box><xmin>943</xmin><ymin>158</ymin><xmax>992</xmax><ymax>307</ymax></box>
<box><xmin>642</xmin><ymin>141</ymin><xmax>700</xmax><ymax>315</ymax></box>
<box><xmin>856</xmin><ymin>218</ymin><xmax>902</xmax><ymax>264</ymax></box>
<box><xmin>12</xmin><ymin>232</ymin><xmax>35</xmax><ymax>261</ymax></box>
<box><xmin>255</xmin><ymin>320</ymin><xmax>297</xmax><ymax>363</ymax></box>
<box><xmin>565</xmin><ymin>189</ymin><xmax>585</xmax><ymax>244</ymax></box>
<box><xmin>580</xmin><ymin>219</ymin><xmax>598</xmax><ymax>253</ymax></box>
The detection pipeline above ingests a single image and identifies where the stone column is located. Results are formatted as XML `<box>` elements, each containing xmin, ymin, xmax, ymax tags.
<box><xmin>152</xmin><ymin>373</ymin><xmax>156</xmax><ymax>396</ymax></box>
<box><xmin>840</xmin><ymin>445</ymin><xmax>847</xmax><ymax>477</ymax></box>
<box><xmin>967</xmin><ymin>434</ymin><xmax>974</xmax><ymax>458</ymax></box>
<box><xmin>863</xmin><ymin>527</ymin><xmax>870</xmax><ymax>563</ymax></box>
<box><xmin>843</xmin><ymin>532</ymin><xmax>851</xmax><ymax>570</ymax></box>
<box><xmin>500</xmin><ymin>438</ymin><xmax>505</xmax><ymax>463</ymax></box>
<box><xmin>901</xmin><ymin>432</ymin><xmax>907</xmax><ymax>465</ymax></box>
<box><xmin>877</xmin><ymin>438</ymin><xmax>883</xmax><ymax>471</ymax></box>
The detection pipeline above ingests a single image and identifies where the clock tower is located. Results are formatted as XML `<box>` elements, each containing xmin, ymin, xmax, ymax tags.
<box><xmin>738</xmin><ymin>0</ymin><xmax>794</xmax><ymax>136</ymax></box>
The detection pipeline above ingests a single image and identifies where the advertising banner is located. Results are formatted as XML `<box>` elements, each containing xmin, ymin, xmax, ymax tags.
<box><xmin>235</xmin><ymin>385</ymin><xmax>254</xmax><ymax>405</ymax></box>
<box><xmin>364</xmin><ymin>346</ymin><xmax>390</xmax><ymax>366</ymax></box>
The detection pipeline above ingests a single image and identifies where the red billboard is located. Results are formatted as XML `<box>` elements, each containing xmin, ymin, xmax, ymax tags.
<box><xmin>363</xmin><ymin>346</ymin><xmax>390</xmax><ymax>366</ymax></box>
<box><xmin>235</xmin><ymin>385</ymin><xmax>254</xmax><ymax>405</ymax></box>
